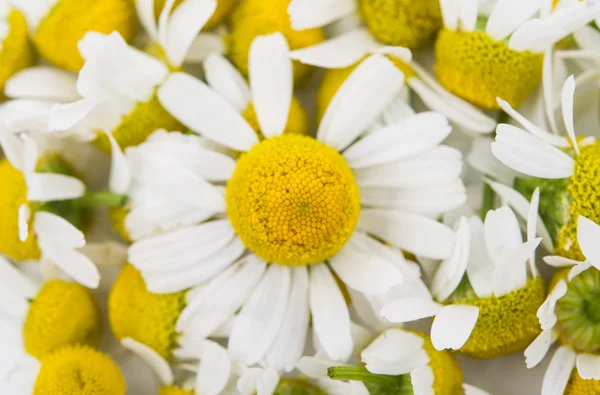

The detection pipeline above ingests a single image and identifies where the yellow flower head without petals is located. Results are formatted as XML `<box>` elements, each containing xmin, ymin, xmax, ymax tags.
<box><xmin>434</xmin><ymin>29</ymin><xmax>543</xmax><ymax>110</ymax></box>
<box><xmin>226</xmin><ymin>0</ymin><xmax>325</xmax><ymax>83</ymax></box>
<box><xmin>226</xmin><ymin>134</ymin><xmax>361</xmax><ymax>266</ymax></box>
<box><xmin>564</xmin><ymin>371</ymin><xmax>600</xmax><ymax>395</ymax></box>
<box><xmin>33</xmin><ymin>346</ymin><xmax>126</xmax><ymax>395</ymax></box>
<box><xmin>358</xmin><ymin>0</ymin><xmax>443</xmax><ymax>49</ymax></box>
<box><xmin>24</xmin><ymin>280</ymin><xmax>102</xmax><ymax>361</ymax></box>
<box><xmin>0</xmin><ymin>9</ymin><xmax>35</xmax><ymax>96</ymax></box>
<box><xmin>109</xmin><ymin>264</ymin><xmax>187</xmax><ymax>359</ymax></box>
<box><xmin>448</xmin><ymin>277</ymin><xmax>546</xmax><ymax>359</ymax></box>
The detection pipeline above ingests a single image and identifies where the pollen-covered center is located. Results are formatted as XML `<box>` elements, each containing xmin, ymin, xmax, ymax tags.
<box><xmin>33</xmin><ymin>346</ymin><xmax>126</xmax><ymax>395</ymax></box>
<box><xmin>24</xmin><ymin>280</ymin><xmax>102</xmax><ymax>361</ymax></box>
<box><xmin>359</xmin><ymin>0</ymin><xmax>442</xmax><ymax>49</ymax></box>
<box><xmin>226</xmin><ymin>134</ymin><xmax>360</xmax><ymax>266</ymax></box>
<box><xmin>447</xmin><ymin>277</ymin><xmax>546</xmax><ymax>359</ymax></box>
<box><xmin>435</xmin><ymin>29</ymin><xmax>543</xmax><ymax>110</ymax></box>
<box><xmin>554</xmin><ymin>267</ymin><xmax>600</xmax><ymax>354</ymax></box>
<box><xmin>109</xmin><ymin>264</ymin><xmax>187</xmax><ymax>359</ymax></box>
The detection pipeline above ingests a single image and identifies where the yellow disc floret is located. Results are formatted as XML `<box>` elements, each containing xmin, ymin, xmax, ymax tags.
<box><xmin>435</xmin><ymin>29</ymin><xmax>543</xmax><ymax>110</ymax></box>
<box><xmin>451</xmin><ymin>277</ymin><xmax>546</xmax><ymax>359</ymax></box>
<box><xmin>93</xmin><ymin>96</ymin><xmax>184</xmax><ymax>152</ymax></box>
<box><xmin>0</xmin><ymin>9</ymin><xmax>35</xmax><ymax>96</ymax></box>
<box><xmin>34</xmin><ymin>0</ymin><xmax>137</xmax><ymax>71</ymax></box>
<box><xmin>33</xmin><ymin>346</ymin><xmax>126</xmax><ymax>395</ymax></box>
<box><xmin>0</xmin><ymin>159</ymin><xmax>40</xmax><ymax>261</ymax></box>
<box><xmin>24</xmin><ymin>280</ymin><xmax>102</xmax><ymax>361</ymax></box>
<box><xmin>359</xmin><ymin>0</ymin><xmax>442</xmax><ymax>49</ymax></box>
<box><xmin>109</xmin><ymin>264</ymin><xmax>187</xmax><ymax>359</ymax></box>
<box><xmin>159</xmin><ymin>386</ymin><xmax>195</xmax><ymax>395</ymax></box>
<box><xmin>227</xmin><ymin>0</ymin><xmax>325</xmax><ymax>83</ymax></box>
<box><xmin>417</xmin><ymin>332</ymin><xmax>464</xmax><ymax>394</ymax></box>
<box><xmin>242</xmin><ymin>96</ymin><xmax>309</xmax><ymax>139</ymax></box>
<box><xmin>227</xmin><ymin>135</ymin><xmax>360</xmax><ymax>266</ymax></box>
<box><xmin>564</xmin><ymin>371</ymin><xmax>600</xmax><ymax>395</ymax></box>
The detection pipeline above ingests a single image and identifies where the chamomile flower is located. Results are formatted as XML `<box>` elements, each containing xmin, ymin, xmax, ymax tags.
<box><xmin>121</xmin><ymin>337</ymin><xmax>232</xmax><ymax>395</ymax></box>
<box><xmin>147</xmin><ymin>0</ymin><xmax>237</xmax><ymax>31</ymax></box>
<box><xmin>0</xmin><ymin>1</ymin><xmax>35</xmax><ymax>97</ymax></box>
<box><xmin>523</xmin><ymin>216</ymin><xmax>600</xmax><ymax>394</ymax></box>
<box><xmin>382</xmin><ymin>198</ymin><xmax>547</xmax><ymax>359</ymax></box>
<box><xmin>491</xmin><ymin>75</ymin><xmax>600</xmax><ymax>260</ymax></box>
<box><xmin>48</xmin><ymin>31</ymin><xmax>182</xmax><ymax>151</ymax></box>
<box><xmin>288</xmin><ymin>0</ymin><xmax>443</xmax><ymax>50</ymax></box>
<box><xmin>11</xmin><ymin>0</ymin><xmax>137</xmax><ymax>71</ymax></box>
<box><xmin>0</xmin><ymin>130</ymin><xmax>101</xmax><ymax>288</ymax></box>
<box><xmin>226</xmin><ymin>0</ymin><xmax>325</xmax><ymax>82</ymax></box>
<box><xmin>111</xmin><ymin>35</ymin><xmax>465</xmax><ymax>369</ymax></box>
<box><xmin>434</xmin><ymin>0</ymin><xmax>600</xmax><ymax>110</ymax></box>
<box><xmin>0</xmin><ymin>258</ymin><xmax>104</xmax><ymax>394</ymax></box>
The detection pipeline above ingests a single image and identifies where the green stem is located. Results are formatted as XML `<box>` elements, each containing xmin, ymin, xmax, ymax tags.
<box><xmin>480</xmin><ymin>183</ymin><xmax>494</xmax><ymax>221</ymax></box>
<box><xmin>76</xmin><ymin>192</ymin><xmax>127</xmax><ymax>208</ymax></box>
<box><xmin>327</xmin><ymin>366</ymin><xmax>399</xmax><ymax>386</ymax></box>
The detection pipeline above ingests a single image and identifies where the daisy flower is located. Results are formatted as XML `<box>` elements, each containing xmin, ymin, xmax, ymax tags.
<box><xmin>491</xmin><ymin>74</ymin><xmax>600</xmax><ymax>260</ymax></box>
<box><xmin>111</xmin><ymin>34</ymin><xmax>465</xmax><ymax>369</ymax></box>
<box><xmin>11</xmin><ymin>0</ymin><xmax>137</xmax><ymax>71</ymax></box>
<box><xmin>381</xmin><ymin>196</ymin><xmax>547</xmax><ymax>359</ymax></box>
<box><xmin>288</xmin><ymin>0</ymin><xmax>443</xmax><ymax>50</ymax></box>
<box><xmin>0</xmin><ymin>130</ymin><xmax>101</xmax><ymax>288</ymax></box>
<box><xmin>433</xmin><ymin>0</ymin><xmax>600</xmax><ymax>110</ymax></box>
<box><xmin>523</xmin><ymin>216</ymin><xmax>600</xmax><ymax>394</ymax></box>
<box><xmin>0</xmin><ymin>257</ymin><xmax>105</xmax><ymax>394</ymax></box>
<box><xmin>0</xmin><ymin>0</ymin><xmax>35</xmax><ymax>96</ymax></box>
<box><xmin>225</xmin><ymin>0</ymin><xmax>325</xmax><ymax>81</ymax></box>
<box><xmin>121</xmin><ymin>337</ymin><xmax>232</xmax><ymax>395</ymax></box>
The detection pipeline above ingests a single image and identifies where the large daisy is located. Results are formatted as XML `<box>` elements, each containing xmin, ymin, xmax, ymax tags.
<box><xmin>110</xmin><ymin>33</ymin><xmax>465</xmax><ymax>369</ymax></box>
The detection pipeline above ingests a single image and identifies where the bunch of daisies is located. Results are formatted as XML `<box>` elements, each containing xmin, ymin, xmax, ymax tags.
<box><xmin>1</xmin><ymin>0</ymin><xmax>600</xmax><ymax>394</ymax></box>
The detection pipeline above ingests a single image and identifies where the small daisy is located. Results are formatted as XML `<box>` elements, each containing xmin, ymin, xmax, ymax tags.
<box><xmin>381</xmin><ymin>197</ymin><xmax>547</xmax><ymax>359</ymax></box>
<box><xmin>433</xmin><ymin>0</ymin><xmax>600</xmax><ymax>110</ymax></box>
<box><xmin>0</xmin><ymin>129</ymin><xmax>101</xmax><ymax>288</ymax></box>
<box><xmin>11</xmin><ymin>0</ymin><xmax>138</xmax><ymax>71</ymax></box>
<box><xmin>226</xmin><ymin>0</ymin><xmax>325</xmax><ymax>81</ymax></box>
<box><xmin>0</xmin><ymin>257</ymin><xmax>105</xmax><ymax>394</ymax></box>
<box><xmin>121</xmin><ymin>337</ymin><xmax>232</xmax><ymax>395</ymax></box>
<box><xmin>288</xmin><ymin>0</ymin><xmax>443</xmax><ymax>50</ymax></box>
<box><xmin>111</xmin><ymin>34</ymin><xmax>465</xmax><ymax>369</ymax></box>
<box><xmin>491</xmin><ymin>74</ymin><xmax>600</xmax><ymax>260</ymax></box>
<box><xmin>524</xmin><ymin>216</ymin><xmax>600</xmax><ymax>394</ymax></box>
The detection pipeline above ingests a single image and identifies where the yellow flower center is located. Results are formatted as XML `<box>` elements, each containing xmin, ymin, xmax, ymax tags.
<box><xmin>33</xmin><ymin>346</ymin><xmax>126</xmax><ymax>395</ymax></box>
<box><xmin>108</xmin><ymin>264</ymin><xmax>187</xmax><ymax>359</ymax></box>
<box><xmin>448</xmin><ymin>277</ymin><xmax>546</xmax><ymax>359</ymax></box>
<box><xmin>150</xmin><ymin>0</ymin><xmax>237</xmax><ymax>31</ymax></box>
<box><xmin>159</xmin><ymin>386</ymin><xmax>195</xmax><ymax>395</ymax></box>
<box><xmin>93</xmin><ymin>95</ymin><xmax>183</xmax><ymax>152</ymax></box>
<box><xmin>34</xmin><ymin>0</ymin><xmax>138</xmax><ymax>71</ymax></box>
<box><xmin>242</xmin><ymin>96</ymin><xmax>309</xmax><ymax>139</ymax></box>
<box><xmin>226</xmin><ymin>134</ymin><xmax>360</xmax><ymax>266</ymax></box>
<box><xmin>226</xmin><ymin>0</ymin><xmax>325</xmax><ymax>83</ymax></box>
<box><xmin>564</xmin><ymin>370</ymin><xmax>600</xmax><ymax>395</ymax></box>
<box><xmin>358</xmin><ymin>0</ymin><xmax>442</xmax><ymax>49</ymax></box>
<box><xmin>434</xmin><ymin>29</ymin><xmax>543</xmax><ymax>110</ymax></box>
<box><xmin>0</xmin><ymin>9</ymin><xmax>35</xmax><ymax>96</ymax></box>
<box><xmin>24</xmin><ymin>280</ymin><xmax>102</xmax><ymax>361</ymax></box>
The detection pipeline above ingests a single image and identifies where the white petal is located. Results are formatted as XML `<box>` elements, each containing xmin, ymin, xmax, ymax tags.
<box><xmin>541</xmin><ymin>346</ymin><xmax>576</xmax><ymax>395</ymax></box>
<box><xmin>493</xmin><ymin>239</ymin><xmax>541</xmax><ymax>296</ymax></box>
<box><xmin>121</xmin><ymin>338</ymin><xmax>173</xmax><ymax>386</ymax></box>
<box><xmin>430</xmin><ymin>305</ymin><xmax>479</xmax><ymax>350</ymax></box>
<box><xmin>288</xmin><ymin>0</ymin><xmax>357</xmax><ymax>29</ymax></box>
<box><xmin>576</xmin><ymin>353</ymin><xmax>600</xmax><ymax>380</ymax></box>
<box><xmin>484</xmin><ymin>206</ymin><xmax>523</xmax><ymax>253</ymax></box>
<box><xmin>163</xmin><ymin>0</ymin><xmax>217</xmax><ymax>67</ymax></box>
<box><xmin>158</xmin><ymin>72</ymin><xmax>259</xmax><ymax>151</ymax></box>
<box><xmin>37</xmin><ymin>245</ymin><xmax>100</xmax><ymax>289</ymax></box>
<box><xmin>358</xmin><ymin>209</ymin><xmax>456</xmax><ymax>260</ymax></box>
<box><xmin>318</xmin><ymin>55</ymin><xmax>404</xmax><ymax>151</ymax></box>
<box><xmin>309</xmin><ymin>264</ymin><xmax>353</xmax><ymax>362</ymax></box>
<box><xmin>440</xmin><ymin>0</ymin><xmax>459</xmax><ymax>30</ymax></box>
<box><xmin>568</xmin><ymin>261</ymin><xmax>592</xmax><ymax>281</ymax></box>
<box><xmin>184</xmin><ymin>33</ymin><xmax>225</xmax><ymax>63</ymax></box>
<box><xmin>577</xmin><ymin>216</ymin><xmax>600</xmax><ymax>270</ymax></box>
<box><xmin>33</xmin><ymin>211</ymin><xmax>85</xmax><ymax>248</ymax></box>
<box><xmin>48</xmin><ymin>98</ymin><xmax>98</xmax><ymax>133</ymax></box>
<box><xmin>106</xmin><ymin>132</ymin><xmax>131</xmax><ymax>194</ymax></box>
<box><xmin>525</xmin><ymin>330</ymin><xmax>556</xmax><ymax>369</ymax></box>
<box><xmin>204</xmin><ymin>53</ymin><xmax>250</xmax><ymax>111</ymax></box>
<box><xmin>486</xmin><ymin>0</ymin><xmax>544</xmax><ymax>41</ymax></box>
<box><xmin>0</xmin><ymin>129</ymin><xmax>24</xmax><ymax>170</ymax></box>
<box><xmin>509</xmin><ymin>18</ymin><xmax>566</xmax><ymax>53</ymax></box>
<box><xmin>369</xmin><ymin>46</ymin><xmax>412</xmax><ymax>63</ymax></box>
<box><xmin>289</xmin><ymin>28</ymin><xmax>375</xmax><ymax>69</ymax></box>
<box><xmin>380</xmin><ymin>298</ymin><xmax>442</xmax><ymax>323</ymax></box>
<box><xmin>431</xmin><ymin>217</ymin><xmax>471</xmax><ymax>302</ymax></box>
<box><xmin>527</xmin><ymin>187</ymin><xmax>541</xmax><ymax>277</ymax></box>
<box><xmin>0</xmin><ymin>256</ymin><xmax>38</xmax><ymax>299</ymax></box>
<box><xmin>237</xmin><ymin>368</ymin><xmax>278</xmax><ymax>395</ymax></box>
<box><xmin>5</xmin><ymin>67</ymin><xmax>79</xmax><ymax>102</ymax></box>
<box><xmin>249</xmin><ymin>33</ymin><xmax>292</xmax><ymax>138</ymax></box>
<box><xmin>465</xmin><ymin>217</ymin><xmax>495</xmax><ymax>298</ymax></box>
<box><xmin>543</xmin><ymin>255</ymin><xmax>581</xmax><ymax>268</ymax></box>
<box><xmin>228</xmin><ymin>265</ymin><xmax>291</xmax><ymax>365</ymax></box>
<box><xmin>195</xmin><ymin>340</ymin><xmax>231</xmax><ymax>395</ymax></box>
<box><xmin>362</xmin><ymin>329</ymin><xmax>429</xmax><ymax>375</ymax></box>
<box><xmin>136</xmin><ymin>0</ymin><xmax>158</xmax><ymax>41</ymax></box>
<box><xmin>561</xmin><ymin>75</ymin><xmax>580</xmax><ymax>154</ymax></box>
<box><xmin>26</xmin><ymin>173</ymin><xmax>86</xmax><ymax>202</ymax></box>
<box><xmin>411</xmin><ymin>365</ymin><xmax>434</xmax><ymax>395</ymax></box>
<box><xmin>537</xmin><ymin>280</ymin><xmax>567</xmax><ymax>331</ymax></box>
